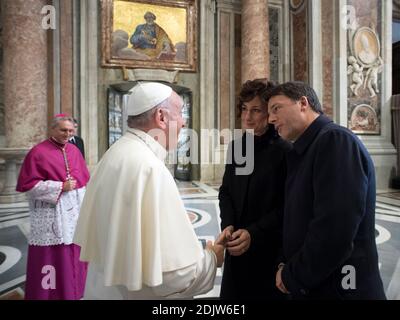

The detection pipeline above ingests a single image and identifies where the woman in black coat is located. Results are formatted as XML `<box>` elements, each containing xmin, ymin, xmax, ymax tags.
<box><xmin>219</xmin><ymin>79</ymin><xmax>289</xmax><ymax>299</ymax></box>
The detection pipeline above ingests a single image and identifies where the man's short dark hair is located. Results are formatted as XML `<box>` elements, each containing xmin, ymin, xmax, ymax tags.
<box><xmin>237</xmin><ymin>79</ymin><xmax>277</xmax><ymax>117</ymax></box>
<box><xmin>265</xmin><ymin>81</ymin><xmax>323</xmax><ymax>114</ymax></box>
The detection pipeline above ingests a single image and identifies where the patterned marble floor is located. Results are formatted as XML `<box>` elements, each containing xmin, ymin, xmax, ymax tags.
<box><xmin>0</xmin><ymin>183</ymin><xmax>399</xmax><ymax>300</ymax></box>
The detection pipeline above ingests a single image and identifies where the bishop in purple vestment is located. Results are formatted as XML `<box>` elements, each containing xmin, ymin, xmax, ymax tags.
<box><xmin>16</xmin><ymin>115</ymin><xmax>90</xmax><ymax>300</ymax></box>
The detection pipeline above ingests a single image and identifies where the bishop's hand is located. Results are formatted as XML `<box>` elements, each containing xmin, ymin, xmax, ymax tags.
<box><xmin>63</xmin><ymin>179</ymin><xmax>76</xmax><ymax>192</ymax></box>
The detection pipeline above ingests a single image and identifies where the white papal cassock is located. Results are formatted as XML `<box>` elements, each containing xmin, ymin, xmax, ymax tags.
<box><xmin>73</xmin><ymin>128</ymin><xmax>218</xmax><ymax>299</ymax></box>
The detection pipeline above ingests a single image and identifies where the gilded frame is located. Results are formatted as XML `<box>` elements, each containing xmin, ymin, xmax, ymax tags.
<box><xmin>101</xmin><ymin>0</ymin><xmax>197</xmax><ymax>72</ymax></box>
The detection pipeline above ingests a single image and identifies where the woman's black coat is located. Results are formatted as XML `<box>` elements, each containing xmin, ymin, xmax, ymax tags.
<box><xmin>219</xmin><ymin>127</ymin><xmax>289</xmax><ymax>299</ymax></box>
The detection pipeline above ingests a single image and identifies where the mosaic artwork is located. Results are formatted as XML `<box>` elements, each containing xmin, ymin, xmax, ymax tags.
<box><xmin>102</xmin><ymin>0</ymin><xmax>198</xmax><ymax>71</ymax></box>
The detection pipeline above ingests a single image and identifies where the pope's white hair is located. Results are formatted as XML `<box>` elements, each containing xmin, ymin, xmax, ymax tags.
<box><xmin>127</xmin><ymin>96</ymin><xmax>171</xmax><ymax>129</ymax></box>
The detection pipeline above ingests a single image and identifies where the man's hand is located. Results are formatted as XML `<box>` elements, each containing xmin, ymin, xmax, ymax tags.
<box><xmin>276</xmin><ymin>265</ymin><xmax>290</xmax><ymax>294</ymax></box>
<box><xmin>215</xmin><ymin>225</ymin><xmax>234</xmax><ymax>246</ymax></box>
<box><xmin>226</xmin><ymin>229</ymin><xmax>251</xmax><ymax>256</ymax></box>
<box><xmin>206</xmin><ymin>241</ymin><xmax>225</xmax><ymax>267</ymax></box>
<box><xmin>63</xmin><ymin>179</ymin><xmax>76</xmax><ymax>192</ymax></box>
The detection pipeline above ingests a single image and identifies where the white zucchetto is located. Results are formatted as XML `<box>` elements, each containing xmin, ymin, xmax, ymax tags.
<box><xmin>127</xmin><ymin>82</ymin><xmax>172</xmax><ymax>116</ymax></box>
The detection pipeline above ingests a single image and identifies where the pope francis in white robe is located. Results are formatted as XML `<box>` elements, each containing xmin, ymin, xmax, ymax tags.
<box><xmin>74</xmin><ymin>127</ymin><xmax>219</xmax><ymax>299</ymax></box>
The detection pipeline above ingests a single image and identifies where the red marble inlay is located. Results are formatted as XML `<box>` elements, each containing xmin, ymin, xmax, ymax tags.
<box><xmin>292</xmin><ymin>4</ymin><xmax>308</xmax><ymax>82</ymax></box>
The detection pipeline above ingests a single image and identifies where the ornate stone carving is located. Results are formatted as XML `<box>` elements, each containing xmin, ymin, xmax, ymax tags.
<box><xmin>348</xmin><ymin>26</ymin><xmax>383</xmax><ymax>98</ymax></box>
<box><xmin>349</xmin><ymin>104</ymin><xmax>379</xmax><ymax>134</ymax></box>
<box><xmin>364</xmin><ymin>56</ymin><xmax>383</xmax><ymax>98</ymax></box>
<box><xmin>347</xmin><ymin>56</ymin><xmax>364</xmax><ymax>97</ymax></box>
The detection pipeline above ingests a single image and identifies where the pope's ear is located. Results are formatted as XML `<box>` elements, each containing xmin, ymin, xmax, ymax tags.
<box><xmin>154</xmin><ymin>108</ymin><xmax>168</xmax><ymax>129</ymax></box>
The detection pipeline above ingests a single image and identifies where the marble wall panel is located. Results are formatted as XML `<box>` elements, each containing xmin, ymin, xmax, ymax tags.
<box><xmin>0</xmin><ymin>3</ymin><xmax>4</xmax><ymax>137</ymax></box>
<box><xmin>269</xmin><ymin>6</ymin><xmax>280</xmax><ymax>83</ymax></box>
<box><xmin>291</xmin><ymin>0</ymin><xmax>309</xmax><ymax>82</ymax></box>
<box><xmin>234</xmin><ymin>13</ymin><xmax>242</xmax><ymax>129</ymax></box>
<box><xmin>347</xmin><ymin>0</ymin><xmax>382</xmax><ymax>135</ymax></box>
<box><xmin>241</xmin><ymin>0</ymin><xmax>269</xmax><ymax>82</ymax></box>
<box><xmin>60</xmin><ymin>0</ymin><xmax>73</xmax><ymax>117</ymax></box>
<box><xmin>3</xmin><ymin>0</ymin><xmax>48</xmax><ymax>147</ymax></box>
<box><xmin>321</xmin><ymin>0</ymin><xmax>333</xmax><ymax>119</ymax></box>
<box><xmin>220</xmin><ymin>12</ymin><xmax>231</xmax><ymax>133</ymax></box>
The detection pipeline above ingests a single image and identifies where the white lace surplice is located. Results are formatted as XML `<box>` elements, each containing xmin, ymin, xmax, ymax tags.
<box><xmin>27</xmin><ymin>180</ymin><xmax>86</xmax><ymax>246</ymax></box>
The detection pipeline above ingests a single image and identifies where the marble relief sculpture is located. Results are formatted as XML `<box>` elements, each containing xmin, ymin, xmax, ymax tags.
<box><xmin>350</xmin><ymin>104</ymin><xmax>379</xmax><ymax>134</ymax></box>
<box><xmin>353</xmin><ymin>27</ymin><xmax>380</xmax><ymax>65</ymax></box>
<box><xmin>364</xmin><ymin>56</ymin><xmax>383</xmax><ymax>98</ymax></box>
<box><xmin>348</xmin><ymin>26</ymin><xmax>383</xmax><ymax>98</ymax></box>
<box><xmin>358</xmin><ymin>33</ymin><xmax>377</xmax><ymax>65</ymax></box>
<box><xmin>347</xmin><ymin>56</ymin><xmax>364</xmax><ymax>97</ymax></box>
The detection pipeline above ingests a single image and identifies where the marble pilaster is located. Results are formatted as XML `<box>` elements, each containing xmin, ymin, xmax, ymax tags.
<box><xmin>80</xmin><ymin>0</ymin><xmax>99</xmax><ymax>169</ymax></box>
<box><xmin>334</xmin><ymin>0</ymin><xmax>396</xmax><ymax>189</ymax></box>
<box><xmin>290</xmin><ymin>0</ymin><xmax>308</xmax><ymax>82</ymax></box>
<box><xmin>1</xmin><ymin>0</ymin><xmax>47</xmax><ymax>203</ymax></box>
<box><xmin>60</xmin><ymin>0</ymin><xmax>73</xmax><ymax>116</ymax></box>
<box><xmin>2</xmin><ymin>0</ymin><xmax>48</xmax><ymax>147</ymax></box>
<box><xmin>0</xmin><ymin>3</ymin><xmax>4</xmax><ymax>142</ymax></box>
<box><xmin>321</xmin><ymin>0</ymin><xmax>334</xmax><ymax>118</ymax></box>
<box><xmin>200</xmin><ymin>0</ymin><xmax>217</xmax><ymax>182</ymax></box>
<box><xmin>241</xmin><ymin>0</ymin><xmax>270</xmax><ymax>82</ymax></box>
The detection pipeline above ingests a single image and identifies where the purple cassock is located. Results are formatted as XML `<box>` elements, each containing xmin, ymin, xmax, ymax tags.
<box><xmin>16</xmin><ymin>138</ymin><xmax>90</xmax><ymax>300</ymax></box>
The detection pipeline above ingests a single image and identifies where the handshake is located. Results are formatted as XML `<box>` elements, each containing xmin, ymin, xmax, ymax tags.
<box><xmin>206</xmin><ymin>225</ymin><xmax>251</xmax><ymax>268</ymax></box>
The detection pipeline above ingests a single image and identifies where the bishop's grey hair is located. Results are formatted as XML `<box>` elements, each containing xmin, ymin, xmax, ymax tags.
<box><xmin>50</xmin><ymin>116</ymin><xmax>74</xmax><ymax>129</ymax></box>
